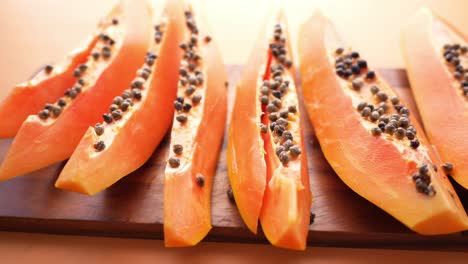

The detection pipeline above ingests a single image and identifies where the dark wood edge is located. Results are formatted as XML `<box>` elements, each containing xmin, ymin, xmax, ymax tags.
<box><xmin>0</xmin><ymin>216</ymin><xmax>466</xmax><ymax>251</ymax></box>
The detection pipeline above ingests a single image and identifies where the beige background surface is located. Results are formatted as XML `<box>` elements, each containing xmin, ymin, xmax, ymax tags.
<box><xmin>0</xmin><ymin>0</ymin><xmax>468</xmax><ymax>262</ymax></box>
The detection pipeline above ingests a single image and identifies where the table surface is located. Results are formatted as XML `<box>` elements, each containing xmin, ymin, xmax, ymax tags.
<box><xmin>1</xmin><ymin>0</ymin><xmax>468</xmax><ymax>262</ymax></box>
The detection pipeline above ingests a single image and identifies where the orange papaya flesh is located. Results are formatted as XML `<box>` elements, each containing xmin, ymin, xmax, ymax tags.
<box><xmin>0</xmin><ymin>0</ymin><xmax>152</xmax><ymax>182</ymax></box>
<box><xmin>163</xmin><ymin>2</ymin><xmax>227</xmax><ymax>247</ymax></box>
<box><xmin>258</xmin><ymin>11</ymin><xmax>311</xmax><ymax>251</ymax></box>
<box><xmin>402</xmin><ymin>8</ymin><xmax>468</xmax><ymax>189</ymax></box>
<box><xmin>0</xmin><ymin>22</ymin><xmax>111</xmax><ymax>138</ymax></box>
<box><xmin>227</xmin><ymin>41</ymin><xmax>268</xmax><ymax>234</ymax></box>
<box><xmin>228</xmin><ymin>8</ymin><xmax>311</xmax><ymax>250</ymax></box>
<box><xmin>227</xmin><ymin>6</ymin><xmax>280</xmax><ymax>235</ymax></box>
<box><xmin>298</xmin><ymin>11</ymin><xmax>468</xmax><ymax>235</ymax></box>
<box><xmin>55</xmin><ymin>0</ymin><xmax>184</xmax><ymax>195</ymax></box>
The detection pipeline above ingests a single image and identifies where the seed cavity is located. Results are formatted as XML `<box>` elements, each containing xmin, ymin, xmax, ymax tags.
<box><xmin>339</xmin><ymin>48</ymin><xmax>420</xmax><ymax>149</ymax></box>
<box><xmin>172</xmin><ymin>10</ymin><xmax>206</xmax><ymax>125</ymax></box>
<box><xmin>269</xmin><ymin>23</ymin><xmax>293</xmax><ymax>68</ymax></box>
<box><xmin>37</xmin><ymin>22</ymin><xmax>127</xmax><ymax>121</ymax></box>
<box><xmin>443</xmin><ymin>43</ymin><xmax>468</xmax><ymax>100</ymax></box>
<box><xmin>256</xmin><ymin>23</ymin><xmax>304</xmax><ymax>170</ymax></box>
<box><xmin>412</xmin><ymin>163</ymin><xmax>436</xmax><ymax>196</ymax></box>
<box><xmin>80</xmin><ymin>19</ymin><xmax>164</xmax><ymax>150</ymax></box>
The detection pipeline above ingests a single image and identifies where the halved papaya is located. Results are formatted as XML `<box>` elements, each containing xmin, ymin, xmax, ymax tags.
<box><xmin>298</xmin><ymin>11</ymin><xmax>468</xmax><ymax>234</ymax></box>
<box><xmin>163</xmin><ymin>2</ymin><xmax>227</xmax><ymax>247</ymax></box>
<box><xmin>228</xmin><ymin>8</ymin><xmax>311</xmax><ymax>250</ymax></box>
<box><xmin>55</xmin><ymin>0</ymin><xmax>184</xmax><ymax>195</ymax></box>
<box><xmin>402</xmin><ymin>8</ymin><xmax>468</xmax><ymax>189</ymax></box>
<box><xmin>226</xmin><ymin>8</ymin><xmax>271</xmax><ymax>235</ymax></box>
<box><xmin>0</xmin><ymin>0</ymin><xmax>152</xmax><ymax>181</ymax></box>
<box><xmin>0</xmin><ymin>12</ymin><xmax>111</xmax><ymax>138</ymax></box>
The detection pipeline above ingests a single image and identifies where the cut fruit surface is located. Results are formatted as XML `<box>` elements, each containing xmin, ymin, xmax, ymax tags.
<box><xmin>163</xmin><ymin>2</ymin><xmax>227</xmax><ymax>247</ymax></box>
<box><xmin>298</xmin><ymin>11</ymin><xmax>468</xmax><ymax>235</ymax></box>
<box><xmin>0</xmin><ymin>0</ymin><xmax>152</xmax><ymax>181</ymax></box>
<box><xmin>402</xmin><ymin>8</ymin><xmax>468</xmax><ymax>189</ymax></box>
<box><xmin>55</xmin><ymin>0</ymin><xmax>184</xmax><ymax>195</ymax></box>
<box><xmin>0</xmin><ymin>18</ymin><xmax>108</xmax><ymax>138</ymax></box>
<box><xmin>226</xmin><ymin>9</ymin><xmax>271</xmax><ymax>234</ymax></box>
<box><xmin>228</xmin><ymin>8</ymin><xmax>311</xmax><ymax>250</ymax></box>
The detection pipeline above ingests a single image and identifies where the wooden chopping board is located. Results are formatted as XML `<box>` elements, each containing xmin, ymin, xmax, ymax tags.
<box><xmin>0</xmin><ymin>65</ymin><xmax>467</xmax><ymax>251</ymax></box>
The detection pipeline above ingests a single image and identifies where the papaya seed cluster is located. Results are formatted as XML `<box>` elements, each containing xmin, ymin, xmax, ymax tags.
<box><xmin>37</xmin><ymin>17</ymin><xmax>121</xmax><ymax>122</ymax></box>
<box><xmin>262</xmin><ymin>23</ymin><xmax>301</xmax><ymax>166</ymax></box>
<box><xmin>443</xmin><ymin>43</ymin><xmax>468</xmax><ymax>100</ymax></box>
<box><xmin>93</xmin><ymin>23</ymin><xmax>165</xmax><ymax>152</ymax></box>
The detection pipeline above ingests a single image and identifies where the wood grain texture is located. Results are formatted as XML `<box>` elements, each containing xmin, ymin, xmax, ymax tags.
<box><xmin>0</xmin><ymin>66</ymin><xmax>467</xmax><ymax>251</ymax></box>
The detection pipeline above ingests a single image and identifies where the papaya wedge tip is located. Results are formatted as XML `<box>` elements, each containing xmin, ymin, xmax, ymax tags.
<box><xmin>0</xmin><ymin>0</ymin><xmax>152</xmax><ymax>182</ymax></box>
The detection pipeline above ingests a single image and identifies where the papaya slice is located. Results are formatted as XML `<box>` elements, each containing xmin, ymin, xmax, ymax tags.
<box><xmin>228</xmin><ymin>8</ymin><xmax>311</xmax><ymax>250</ymax></box>
<box><xmin>163</xmin><ymin>3</ymin><xmax>227</xmax><ymax>247</ymax></box>
<box><xmin>54</xmin><ymin>0</ymin><xmax>184</xmax><ymax>195</ymax></box>
<box><xmin>0</xmin><ymin>12</ymin><xmax>112</xmax><ymax>138</ymax></box>
<box><xmin>0</xmin><ymin>0</ymin><xmax>152</xmax><ymax>181</ymax></box>
<box><xmin>298</xmin><ymin>11</ymin><xmax>468</xmax><ymax>235</ymax></box>
<box><xmin>402</xmin><ymin>9</ymin><xmax>468</xmax><ymax>189</ymax></box>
